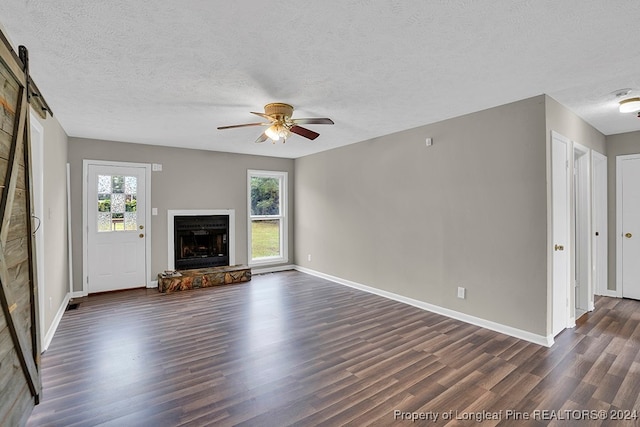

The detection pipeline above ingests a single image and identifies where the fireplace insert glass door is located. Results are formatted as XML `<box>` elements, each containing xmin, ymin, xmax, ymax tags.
<box><xmin>174</xmin><ymin>215</ymin><xmax>229</xmax><ymax>269</ymax></box>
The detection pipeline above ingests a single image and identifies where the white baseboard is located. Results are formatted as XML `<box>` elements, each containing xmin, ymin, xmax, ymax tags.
<box><xmin>148</xmin><ymin>280</ymin><xmax>158</xmax><ymax>289</ymax></box>
<box><xmin>595</xmin><ymin>289</ymin><xmax>621</xmax><ymax>298</ymax></box>
<box><xmin>43</xmin><ymin>293</ymin><xmax>71</xmax><ymax>352</ymax></box>
<box><xmin>294</xmin><ymin>266</ymin><xmax>554</xmax><ymax>348</ymax></box>
<box><xmin>251</xmin><ymin>264</ymin><xmax>295</xmax><ymax>275</ymax></box>
<box><xmin>71</xmin><ymin>290</ymin><xmax>87</xmax><ymax>298</ymax></box>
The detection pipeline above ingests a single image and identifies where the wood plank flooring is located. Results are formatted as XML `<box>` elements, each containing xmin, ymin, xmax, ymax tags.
<box><xmin>27</xmin><ymin>271</ymin><xmax>640</xmax><ymax>426</ymax></box>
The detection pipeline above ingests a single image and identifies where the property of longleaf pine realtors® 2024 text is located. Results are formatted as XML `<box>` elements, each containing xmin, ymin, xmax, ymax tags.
<box><xmin>393</xmin><ymin>409</ymin><xmax>639</xmax><ymax>423</ymax></box>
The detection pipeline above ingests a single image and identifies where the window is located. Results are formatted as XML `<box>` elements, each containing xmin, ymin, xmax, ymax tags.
<box><xmin>248</xmin><ymin>170</ymin><xmax>287</xmax><ymax>265</ymax></box>
<box><xmin>97</xmin><ymin>174</ymin><xmax>138</xmax><ymax>232</ymax></box>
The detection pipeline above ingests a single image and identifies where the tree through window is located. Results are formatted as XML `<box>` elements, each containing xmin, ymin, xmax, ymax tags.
<box><xmin>248</xmin><ymin>170</ymin><xmax>287</xmax><ymax>264</ymax></box>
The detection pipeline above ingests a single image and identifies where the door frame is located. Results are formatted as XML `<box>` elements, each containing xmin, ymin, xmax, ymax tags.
<box><xmin>82</xmin><ymin>159</ymin><xmax>152</xmax><ymax>294</ymax></box>
<box><xmin>591</xmin><ymin>151</ymin><xmax>609</xmax><ymax>297</ymax></box>
<box><xmin>29</xmin><ymin>112</ymin><xmax>45</xmax><ymax>349</ymax></box>
<box><xmin>616</xmin><ymin>153</ymin><xmax>640</xmax><ymax>298</ymax></box>
<box><xmin>573</xmin><ymin>142</ymin><xmax>592</xmax><ymax>315</ymax></box>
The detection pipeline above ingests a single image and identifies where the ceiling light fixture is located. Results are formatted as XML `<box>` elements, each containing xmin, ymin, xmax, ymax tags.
<box><xmin>619</xmin><ymin>97</ymin><xmax>640</xmax><ymax>113</ymax></box>
<box><xmin>218</xmin><ymin>103</ymin><xmax>334</xmax><ymax>144</ymax></box>
<box><xmin>264</xmin><ymin>123</ymin><xmax>291</xmax><ymax>142</ymax></box>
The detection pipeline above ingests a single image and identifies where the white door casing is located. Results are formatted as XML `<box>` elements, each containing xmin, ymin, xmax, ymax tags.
<box><xmin>592</xmin><ymin>151</ymin><xmax>607</xmax><ymax>298</ymax></box>
<box><xmin>617</xmin><ymin>154</ymin><xmax>640</xmax><ymax>300</ymax></box>
<box><xmin>552</xmin><ymin>132</ymin><xmax>571</xmax><ymax>336</ymax></box>
<box><xmin>573</xmin><ymin>143</ymin><xmax>591</xmax><ymax>314</ymax></box>
<box><xmin>83</xmin><ymin>160</ymin><xmax>151</xmax><ymax>293</ymax></box>
<box><xmin>29</xmin><ymin>113</ymin><xmax>45</xmax><ymax>348</ymax></box>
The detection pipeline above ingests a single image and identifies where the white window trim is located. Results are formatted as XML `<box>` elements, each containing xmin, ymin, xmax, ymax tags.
<box><xmin>247</xmin><ymin>169</ymin><xmax>288</xmax><ymax>266</ymax></box>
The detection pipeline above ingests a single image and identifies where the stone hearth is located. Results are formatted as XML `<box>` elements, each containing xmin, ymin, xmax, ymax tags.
<box><xmin>158</xmin><ymin>265</ymin><xmax>251</xmax><ymax>294</ymax></box>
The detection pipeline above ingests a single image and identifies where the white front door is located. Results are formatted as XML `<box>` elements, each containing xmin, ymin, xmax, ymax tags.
<box><xmin>618</xmin><ymin>155</ymin><xmax>640</xmax><ymax>300</ymax></box>
<box><xmin>86</xmin><ymin>162</ymin><xmax>148</xmax><ymax>293</ymax></box>
<box><xmin>552</xmin><ymin>132</ymin><xmax>570</xmax><ymax>336</ymax></box>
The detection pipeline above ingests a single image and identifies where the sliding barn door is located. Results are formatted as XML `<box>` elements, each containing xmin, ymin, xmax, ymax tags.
<box><xmin>0</xmin><ymin>37</ymin><xmax>41</xmax><ymax>425</ymax></box>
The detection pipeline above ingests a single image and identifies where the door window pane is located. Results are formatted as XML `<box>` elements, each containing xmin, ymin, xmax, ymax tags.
<box><xmin>125</xmin><ymin>176</ymin><xmax>137</xmax><ymax>194</ymax></box>
<box><xmin>125</xmin><ymin>212</ymin><xmax>137</xmax><ymax>231</ymax></box>
<box><xmin>112</xmin><ymin>176</ymin><xmax>125</xmax><ymax>193</ymax></box>
<box><xmin>112</xmin><ymin>193</ymin><xmax>125</xmax><ymax>213</ymax></box>
<box><xmin>98</xmin><ymin>175</ymin><xmax>112</xmax><ymax>193</ymax></box>
<box><xmin>125</xmin><ymin>194</ymin><xmax>137</xmax><ymax>211</ymax></box>
<box><xmin>98</xmin><ymin>194</ymin><xmax>111</xmax><ymax>212</ymax></box>
<box><xmin>98</xmin><ymin>213</ymin><xmax>112</xmax><ymax>232</ymax></box>
<box><xmin>97</xmin><ymin>174</ymin><xmax>137</xmax><ymax>232</ymax></box>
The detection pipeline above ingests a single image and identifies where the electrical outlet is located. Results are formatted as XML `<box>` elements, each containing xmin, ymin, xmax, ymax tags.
<box><xmin>457</xmin><ymin>287</ymin><xmax>466</xmax><ymax>299</ymax></box>
<box><xmin>307</xmin><ymin>254</ymin><xmax>311</xmax><ymax>262</ymax></box>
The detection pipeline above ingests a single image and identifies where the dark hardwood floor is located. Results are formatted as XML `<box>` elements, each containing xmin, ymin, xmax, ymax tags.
<box><xmin>27</xmin><ymin>271</ymin><xmax>640</xmax><ymax>426</ymax></box>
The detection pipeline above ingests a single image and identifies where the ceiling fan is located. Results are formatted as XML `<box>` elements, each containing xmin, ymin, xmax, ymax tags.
<box><xmin>217</xmin><ymin>103</ymin><xmax>334</xmax><ymax>143</ymax></box>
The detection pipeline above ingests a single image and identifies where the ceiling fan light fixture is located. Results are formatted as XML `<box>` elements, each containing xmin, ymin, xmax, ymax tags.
<box><xmin>265</xmin><ymin>125</ymin><xmax>279</xmax><ymax>141</ymax></box>
<box><xmin>619</xmin><ymin>97</ymin><xmax>640</xmax><ymax>113</ymax></box>
<box><xmin>218</xmin><ymin>102</ymin><xmax>333</xmax><ymax>143</ymax></box>
<box><xmin>265</xmin><ymin>123</ymin><xmax>290</xmax><ymax>141</ymax></box>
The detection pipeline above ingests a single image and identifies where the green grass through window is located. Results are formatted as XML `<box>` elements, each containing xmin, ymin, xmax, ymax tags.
<box><xmin>252</xmin><ymin>220</ymin><xmax>280</xmax><ymax>259</ymax></box>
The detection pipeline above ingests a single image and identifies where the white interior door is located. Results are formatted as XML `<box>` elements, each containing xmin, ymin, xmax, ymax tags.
<box><xmin>552</xmin><ymin>132</ymin><xmax>570</xmax><ymax>336</ymax></box>
<box><xmin>618</xmin><ymin>155</ymin><xmax>640</xmax><ymax>300</ymax></box>
<box><xmin>592</xmin><ymin>151</ymin><xmax>607</xmax><ymax>298</ymax></box>
<box><xmin>86</xmin><ymin>163</ymin><xmax>148</xmax><ymax>293</ymax></box>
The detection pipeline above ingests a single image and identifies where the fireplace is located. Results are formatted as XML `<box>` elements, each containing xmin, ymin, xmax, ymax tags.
<box><xmin>174</xmin><ymin>215</ymin><xmax>228</xmax><ymax>269</ymax></box>
<box><xmin>167</xmin><ymin>209</ymin><xmax>236</xmax><ymax>271</ymax></box>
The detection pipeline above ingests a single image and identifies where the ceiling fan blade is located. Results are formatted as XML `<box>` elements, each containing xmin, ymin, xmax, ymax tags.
<box><xmin>217</xmin><ymin>122</ymin><xmax>267</xmax><ymax>130</ymax></box>
<box><xmin>250</xmin><ymin>111</ymin><xmax>274</xmax><ymax>121</ymax></box>
<box><xmin>290</xmin><ymin>125</ymin><xmax>320</xmax><ymax>140</ymax></box>
<box><xmin>291</xmin><ymin>118</ymin><xmax>334</xmax><ymax>125</ymax></box>
<box><xmin>255</xmin><ymin>133</ymin><xmax>269</xmax><ymax>143</ymax></box>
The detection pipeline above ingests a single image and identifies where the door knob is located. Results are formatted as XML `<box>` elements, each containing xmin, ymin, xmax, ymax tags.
<box><xmin>554</xmin><ymin>244</ymin><xmax>564</xmax><ymax>251</ymax></box>
<box><xmin>625</xmin><ymin>233</ymin><xmax>633</xmax><ymax>239</ymax></box>
<box><xmin>139</xmin><ymin>233</ymin><xmax>144</xmax><ymax>238</ymax></box>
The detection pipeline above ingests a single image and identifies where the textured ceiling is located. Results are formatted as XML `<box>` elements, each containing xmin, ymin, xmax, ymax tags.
<box><xmin>1</xmin><ymin>1</ymin><xmax>639</xmax><ymax>158</ymax></box>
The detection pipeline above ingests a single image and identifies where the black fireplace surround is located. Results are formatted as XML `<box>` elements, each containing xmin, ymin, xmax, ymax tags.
<box><xmin>174</xmin><ymin>215</ymin><xmax>229</xmax><ymax>270</ymax></box>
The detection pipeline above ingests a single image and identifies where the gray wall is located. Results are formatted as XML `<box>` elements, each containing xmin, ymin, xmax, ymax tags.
<box><xmin>295</xmin><ymin>95</ymin><xmax>549</xmax><ymax>335</ymax></box>
<box><xmin>544</xmin><ymin>95</ymin><xmax>606</xmax><ymax>155</ymax></box>
<box><xmin>32</xmin><ymin>110</ymin><xmax>69</xmax><ymax>336</ymax></box>
<box><xmin>68</xmin><ymin>138</ymin><xmax>295</xmax><ymax>292</ymax></box>
<box><xmin>604</xmin><ymin>131</ymin><xmax>640</xmax><ymax>291</ymax></box>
